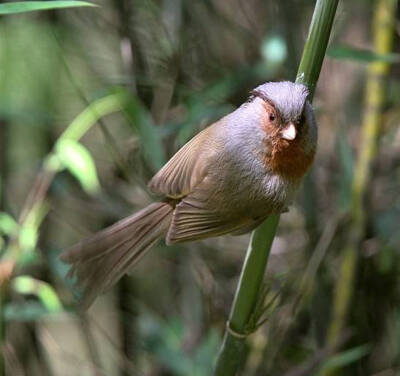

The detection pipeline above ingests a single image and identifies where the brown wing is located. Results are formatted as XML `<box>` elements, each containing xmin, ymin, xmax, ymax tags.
<box><xmin>148</xmin><ymin>124</ymin><xmax>218</xmax><ymax>199</ymax></box>
<box><xmin>165</xmin><ymin>177</ymin><xmax>256</xmax><ymax>244</ymax></box>
<box><xmin>149</xmin><ymin>118</ymin><xmax>261</xmax><ymax>243</ymax></box>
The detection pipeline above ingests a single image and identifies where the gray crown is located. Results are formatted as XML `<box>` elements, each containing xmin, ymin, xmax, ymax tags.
<box><xmin>252</xmin><ymin>81</ymin><xmax>309</xmax><ymax>122</ymax></box>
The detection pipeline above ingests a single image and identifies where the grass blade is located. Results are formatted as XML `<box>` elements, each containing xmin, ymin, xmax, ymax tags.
<box><xmin>0</xmin><ymin>1</ymin><xmax>97</xmax><ymax>15</ymax></box>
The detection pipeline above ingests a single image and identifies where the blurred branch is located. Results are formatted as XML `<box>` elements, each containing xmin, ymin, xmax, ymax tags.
<box><xmin>294</xmin><ymin>212</ymin><xmax>344</xmax><ymax>310</ymax></box>
<box><xmin>213</xmin><ymin>3</ymin><xmax>339</xmax><ymax>374</ymax></box>
<box><xmin>78</xmin><ymin>314</ymin><xmax>104</xmax><ymax>376</ymax></box>
<box><xmin>113</xmin><ymin>0</ymin><xmax>138</xmax><ymax>93</ymax></box>
<box><xmin>53</xmin><ymin>31</ymin><xmax>135</xmax><ymax>183</ymax></box>
<box><xmin>2</xmin><ymin>344</ymin><xmax>24</xmax><ymax>376</ymax></box>
<box><xmin>325</xmin><ymin>0</ymin><xmax>398</xmax><ymax>371</ymax></box>
<box><xmin>150</xmin><ymin>0</ymin><xmax>181</xmax><ymax>125</ymax></box>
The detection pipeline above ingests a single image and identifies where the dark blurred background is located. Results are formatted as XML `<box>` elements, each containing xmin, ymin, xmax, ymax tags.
<box><xmin>1</xmin><ymin>0</ymin><xmax>400</xmax><ymax>375</ymax></box>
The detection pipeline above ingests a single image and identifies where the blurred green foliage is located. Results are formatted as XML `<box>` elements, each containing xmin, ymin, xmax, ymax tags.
<box><xmin>139</xmin><ymin>315</ymin><xmax>220</xmax><ymax>376</ymax></box>
<box><xmin>328</xmin><ymin>44</ymin><xmax>400</xmax><ymax>64</ymax></box>
<box><xmin>0</xmin><ymin>0</ymin><xmax>399</xmax><ymax>375</ymax></box>
<box><xmin>0</xmin><ymin>1</ymin><xmax>96</xmax><ymax>15</ymax></box>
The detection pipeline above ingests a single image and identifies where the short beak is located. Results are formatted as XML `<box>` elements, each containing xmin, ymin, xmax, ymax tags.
<box><xmin>281</xmin><ymin>122</ymin><xmax>296</xmax><ymax>141</ymax></box>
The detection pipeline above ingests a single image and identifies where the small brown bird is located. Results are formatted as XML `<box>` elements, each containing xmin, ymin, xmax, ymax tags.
<box><xmin>61</xmin><ymin>81</ymin><xmax>317</xmax><ymax>308</ymax></box>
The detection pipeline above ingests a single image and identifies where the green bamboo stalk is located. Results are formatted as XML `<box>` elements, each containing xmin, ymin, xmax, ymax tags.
<box><xmin>326</xmin><ymin>0</ymin><xmax>397</xmax><ymax>364</ymax></box>
<box><xmin>213</xmin><ymin>1</ymin><xmax>339</xmax><ymax>375</ymax></box>
<box><xmin>296</xmin><ymin>0</ymin><xmax>339</xmax><ymax>99</ymax></box>
<box><xmin>214</xmin><ymin>216</ymin><xmax>279</xmax><ymax>375</ymax></box>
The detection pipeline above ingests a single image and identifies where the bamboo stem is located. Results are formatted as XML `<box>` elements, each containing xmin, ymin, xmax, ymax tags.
<box><xmin>214</xmin><ymin>217</ymin><xmax>279</xmax><ymax>375</ymax></box>
<box><xmin>213</xmin><ymin>1</ymin><xmax>339</xmax><ymax>374</ymax></box>
<box><xmin>326</xmin><ymin>0</ymin><xmax>397</xmax><ymax>362</ymax></box>
<box><xmin>296</xmin><ymin>0</ymin><xmax>339</xmax><ymax>99</ymax></box>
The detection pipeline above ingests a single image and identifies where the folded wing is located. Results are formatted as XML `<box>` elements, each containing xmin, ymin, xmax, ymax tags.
<box><xmin>149</xmin><ymin>118</ymin><xmax>262</xmax><ymax>244</ymax></box>
<box><xmin>148</xmin><ymin>124</ymin><xmax>218</xmax><ymax>198</ymax></box>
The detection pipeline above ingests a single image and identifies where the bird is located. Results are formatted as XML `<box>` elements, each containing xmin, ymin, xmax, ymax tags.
<box><xmin>60</xmin><ymin>81</ymin><xmax>318</xmax><ymax>309</ymax></box>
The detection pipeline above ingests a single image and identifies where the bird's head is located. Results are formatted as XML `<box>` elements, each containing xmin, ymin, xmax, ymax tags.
<box><xmin>249</xmin><ymin>81</ymin><xmax>317</xmax><ymax>179</ymax></box>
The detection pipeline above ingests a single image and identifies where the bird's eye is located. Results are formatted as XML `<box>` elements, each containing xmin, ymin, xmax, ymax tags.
<box><xmin>269</xmin><ymin>113</ymin><xmax>276</xmax><ymax>122</ymax></box>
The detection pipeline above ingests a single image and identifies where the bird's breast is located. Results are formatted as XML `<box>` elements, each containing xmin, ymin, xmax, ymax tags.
<box><xmin>265</xmin><ymin>137</ymin><xmax>315</xmax><ymax>180</ymax></box>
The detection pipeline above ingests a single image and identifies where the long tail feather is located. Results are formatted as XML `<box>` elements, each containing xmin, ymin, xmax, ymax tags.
<box><xmin>60</xmin><ymin>202</ymin><xmax>173</xmax><ymax>309</ymax></box>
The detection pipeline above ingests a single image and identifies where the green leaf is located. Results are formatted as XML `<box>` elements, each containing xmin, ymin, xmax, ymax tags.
<box><xmin>60</xmin><ymin>93</ymin><xmax>126</xmax><ymax>142</ymax></box>
<box><xmin>19</xmin><ymin>225</ymin><xmax>38</xmax><ymax>254</ymax></box>
<box><xmin>55</xmin><ymin>139</ymin><xmax>100</xmax><ymax>194</ymax></box>
<box><xmin>327</xmin><ymin>44</ymin><xmax>400</xmax><ymax>63</ymax></box>
<box><xmin>318</xmin><ymin>344</ymin><xmax>371</xmax><ymax>374</ymax></box>
<box><xmin>12</xmin><ymin>276</ymin><xmax>63</xmax><ymax>312</ymax></box>
<box><xmin>0</xmin><ymin>1</ymin><xmax>97</xmax><ymax>15</ymax></box>
<box><xmin>0</xmin><ymin>212</ymin><xmax>17</xmax><ymax>236</ymax></box>
<box><xmin>17</xmin><ymin>200</ymin><xmax>49</xmax><ymax>258</ymax></box>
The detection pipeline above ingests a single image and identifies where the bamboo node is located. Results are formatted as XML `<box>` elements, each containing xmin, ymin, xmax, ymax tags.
<box><xmin>226</xmin><ymin>321</ymin><xmax>251</xmax><ymax>339</ymax></box>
